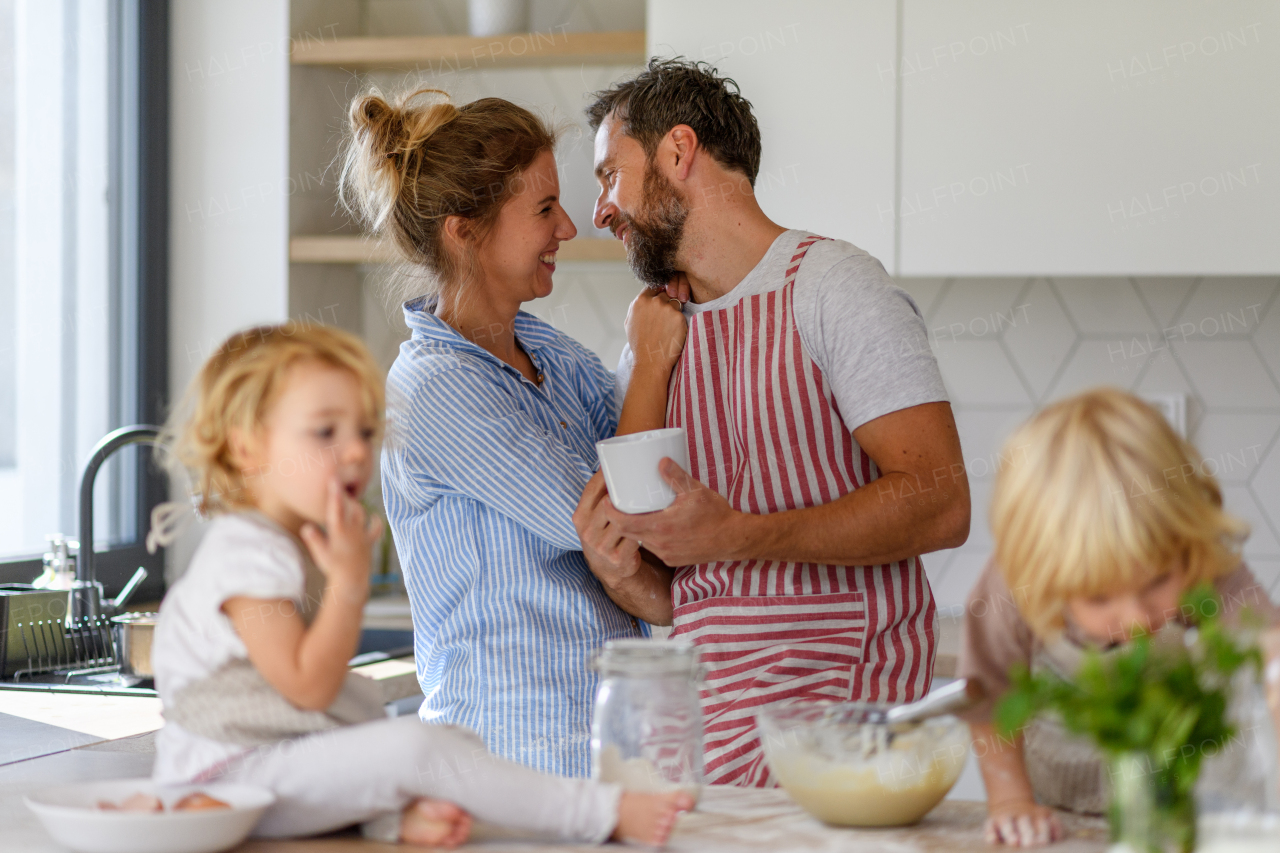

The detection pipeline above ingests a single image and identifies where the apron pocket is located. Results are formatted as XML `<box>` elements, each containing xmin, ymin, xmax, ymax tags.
<box><xmin>677</xmin><ymin>591</ymin><xmax>867</xmax><ymax>706</ymax></box>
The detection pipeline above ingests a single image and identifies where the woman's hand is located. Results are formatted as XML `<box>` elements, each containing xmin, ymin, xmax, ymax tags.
<box><xmin>663</xmin><ymin>274</ymin><xmax>691</xmax><ymax>305</ymax></box>
<box><xmin>626</xmin><ymin>280</ymin><xmax>688</xmax><ymax>372</ymax></box>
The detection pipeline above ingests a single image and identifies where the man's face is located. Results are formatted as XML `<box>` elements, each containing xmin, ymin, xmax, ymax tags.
<box><xmin>593</xmin><ymin>113</ymin><xmax>689</xmax><ymax>288</ymax></box>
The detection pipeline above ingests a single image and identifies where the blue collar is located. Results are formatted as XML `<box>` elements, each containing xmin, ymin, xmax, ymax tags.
<box><xmin>403</xmin><ymin>296</ymin><xmax>558</xmax><ymax>371</ymax></box>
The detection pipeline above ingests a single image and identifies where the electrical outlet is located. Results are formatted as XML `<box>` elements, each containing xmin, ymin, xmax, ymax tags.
<box><xmin>1143</xmin><ymin>393</ymin><xmax>1188</xmax><ymax>438</ymax></box>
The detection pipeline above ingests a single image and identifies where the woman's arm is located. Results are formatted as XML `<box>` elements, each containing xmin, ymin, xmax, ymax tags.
<box><xmin>573</xmin><ymin>288</ymin><xmax>686</xmax><ymax>621</ymax></box>
<box><xmin>614</xmin><ymin>287</ymin><xmax>687</xmax><ymax>436</ymax></box>
<box><xmin>388</xmin><ymin>367</ymin><xmax>612</xmax><ymax>552</ymax></box>
<box><xmin>222</xmin><ymin>481</ymin><xmax>382</xmax><ymax>711</ymax></box>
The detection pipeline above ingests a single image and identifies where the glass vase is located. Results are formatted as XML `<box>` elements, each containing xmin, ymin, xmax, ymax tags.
<box><xmin>1108</xmin><ymin>752</ymin><xmax>1197</xmax><ymax>853</ymax></box>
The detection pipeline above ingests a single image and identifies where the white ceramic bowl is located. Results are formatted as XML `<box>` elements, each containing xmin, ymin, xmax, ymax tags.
<box><xmin>25</xmin><ymin>778</ymin><xmax>274</xmax><ymax>853</ymax></box>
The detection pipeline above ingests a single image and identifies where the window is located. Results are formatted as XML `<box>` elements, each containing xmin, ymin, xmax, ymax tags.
<box><xmin>0</xmin><ymin>0</ymin><xmax>167</xmax><ymax>601</ymax></box>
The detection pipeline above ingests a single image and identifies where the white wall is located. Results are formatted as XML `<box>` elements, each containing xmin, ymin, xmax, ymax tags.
<box><xmin>167</xmin><ymin>0</ymin><xmax>291</xmax><ymax>577</ymax></box>
<box><xmin>903</xmin><ymin>275</ymin><xmax>1280</xmax><ymax>611</ymax></box>
<box><xmin>169</xmin><ymin>0</ymin><xmax>291</xmax><ymax>396</ymax></box>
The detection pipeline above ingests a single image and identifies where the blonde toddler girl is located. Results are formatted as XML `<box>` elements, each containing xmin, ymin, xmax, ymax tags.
<box><xmin>149</xmin><ymin>323</ymin><xmax>691</xmax><ymax>845</ymax></box>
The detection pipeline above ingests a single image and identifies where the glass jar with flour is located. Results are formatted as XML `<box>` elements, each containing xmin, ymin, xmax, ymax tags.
<box><xmin>591</xmin><ymin>639</ymin><xmax>703</xmax><ymax>800</ymax></box>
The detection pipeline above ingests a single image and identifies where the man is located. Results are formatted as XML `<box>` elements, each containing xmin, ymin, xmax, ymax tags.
<box><xmin>572</xmin><ymin>59</ymin><xmax>970</xmax><ymax>787</ymax></box>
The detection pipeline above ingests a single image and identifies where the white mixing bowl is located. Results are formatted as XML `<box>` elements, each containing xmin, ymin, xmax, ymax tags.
<box><xmin>25</xmin><ymin>778</ymin><xmax>274</xmax><ymax>853</ymax></box>
<box><xmin>757</xmin><ymin>701</ymin><xmax>970</xmax><ymax>827</ymax></box>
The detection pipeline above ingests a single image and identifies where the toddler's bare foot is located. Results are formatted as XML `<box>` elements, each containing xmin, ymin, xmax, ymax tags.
<box><xmin>399</xmin><ymin>798</ymin><xmax>472</xmax><ymax>848</ymax></box>
<box><xmin>613</xmin><ymin>790</ymin><xmax>695</xmax><ymax>847</ymax></box>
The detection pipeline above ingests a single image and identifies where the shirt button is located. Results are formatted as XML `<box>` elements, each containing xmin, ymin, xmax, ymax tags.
<box><xmin>559</xmin><ymin>421</ymin><xmax>568</xmax><ymax>428</ymax></box>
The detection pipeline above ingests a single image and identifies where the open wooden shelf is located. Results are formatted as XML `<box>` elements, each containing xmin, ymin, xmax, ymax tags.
<box><xmin>291</xmin><ymin>29</ymin><xmax>644</xmax><ymax>69</ymax></box>
<box><xmin>289</xmin><ymin>234</ymin><xmax>626</xmax><ymax>264</ymax></box>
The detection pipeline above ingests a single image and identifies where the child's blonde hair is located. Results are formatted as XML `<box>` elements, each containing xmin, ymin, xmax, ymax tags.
<box><xmin>990</xmin><ymin>387</ymin><xmax>1247</xmax><ymax>637</ymax></box>
<box><xmin>165</xmin><ymin>323</ymin><xmax>385</xmax><ymax>515</ymax></box>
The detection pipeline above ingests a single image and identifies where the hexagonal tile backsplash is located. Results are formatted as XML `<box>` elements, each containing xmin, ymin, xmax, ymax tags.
<box><xmin>534</xmin><ymin>272</ymin><xmax>1280</xmax><ymax>610</ymax></box>
<box><xmin>904</xmin><ymin>276</ymin><xmax>1280</xmax><ymax>611</ymax></box>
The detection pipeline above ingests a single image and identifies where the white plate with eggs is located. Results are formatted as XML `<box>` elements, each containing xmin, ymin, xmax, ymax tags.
<box><xmin>25</xmin><ymin>778</ymin><xmax>274</xmax><ymax>853</ymax></box>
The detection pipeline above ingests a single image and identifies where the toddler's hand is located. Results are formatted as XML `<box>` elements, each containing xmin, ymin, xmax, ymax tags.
<box><xmin>300</xmin><ymin>479</ymin><xmax>383</xmax><ymax>595</ymax></box>
<box><xmin>984</xmin><ymin>799</ymin><xmax>1063</xmax><ymax>847</ymax></box>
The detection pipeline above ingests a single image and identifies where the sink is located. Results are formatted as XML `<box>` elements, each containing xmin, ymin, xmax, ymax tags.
<box><xmin>355</xmin><ymin>625</ymin><xmax>414</xmax><ymax>655</ymax></box>
<box><xmin>0</xmin><ymin>628</ymin><xmax>416</xmax><ymax>696</ymax></box>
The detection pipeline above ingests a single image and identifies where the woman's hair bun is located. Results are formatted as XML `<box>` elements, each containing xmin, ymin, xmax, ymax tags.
<box><xmin>349</xmin><ymin>88</ymin><xmax>458</xmax><ymax>164</ymax></box>
<box><xmin>341</xmin><ymin>88</ymin><xmax>460</xmax><ymax>233</ymax></box>
<box><xmin>397</xmin><ymin>89</ymin><xmax>460</xmax><ymax>155</ymax></box>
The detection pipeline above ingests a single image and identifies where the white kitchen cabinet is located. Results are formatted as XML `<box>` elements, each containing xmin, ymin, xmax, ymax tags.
<box><xmin>647</xmin><ymin>0</ymin><xmax>899</xmax><ymax>272</ymax></box>
<box><xmin>898</xmin><ymin>1</ymin><xmax>1280</xmax><ymax>276</ymax></box>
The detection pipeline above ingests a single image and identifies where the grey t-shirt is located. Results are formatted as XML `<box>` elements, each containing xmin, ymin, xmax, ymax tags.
<box><xmin>616</xmin><ymin>230</ymin><xmax>948</xmax><ymax>431</ymax></box>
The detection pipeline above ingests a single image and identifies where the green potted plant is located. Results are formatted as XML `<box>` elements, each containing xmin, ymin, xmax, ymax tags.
<box><xmin>996</xmin><ymin>586</ymin><xmax>1262</xmax><ymax>853</ymax></box>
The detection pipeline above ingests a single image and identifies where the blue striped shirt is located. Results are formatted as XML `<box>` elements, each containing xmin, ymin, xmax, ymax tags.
<box><xmin>381</xmin><ymin>297</ymin><xmax>643</xmax><ymax>777</ymax></box>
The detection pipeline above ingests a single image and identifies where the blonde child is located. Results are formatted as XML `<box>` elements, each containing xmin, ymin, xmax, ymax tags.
<box><xmin>149</xmin><ymin>324</ymin><xmax>692</xmax><ymax>845</ymax></box>
<box><xmin>960</xmin><ymin>387</ymin><xmax>1280</xmax><ymax>847</ymax></box>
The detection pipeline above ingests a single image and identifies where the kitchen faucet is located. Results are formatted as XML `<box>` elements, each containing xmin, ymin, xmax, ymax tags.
<box><xmin>73</xmin><ymin>424</ymin><xmax>161</xmax><ymax>622</ymax></box>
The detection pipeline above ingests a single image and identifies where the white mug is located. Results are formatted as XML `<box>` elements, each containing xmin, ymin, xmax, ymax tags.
<box><xmin>595</xmin><ymin>428</ymin><xmax>691</xmax><ymax>514</ymax></box>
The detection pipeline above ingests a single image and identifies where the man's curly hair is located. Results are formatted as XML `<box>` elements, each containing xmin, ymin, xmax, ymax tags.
<box><xmin>586</xmin><ymin>57</ymin><xmax>762</xmax><ymax>185</ymax></box>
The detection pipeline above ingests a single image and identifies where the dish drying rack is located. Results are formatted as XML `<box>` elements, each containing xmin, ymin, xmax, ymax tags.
<box><xmin>7</xmin><ymin>616</ymin><xmax>119</xmax><ymax>681</ymax></box>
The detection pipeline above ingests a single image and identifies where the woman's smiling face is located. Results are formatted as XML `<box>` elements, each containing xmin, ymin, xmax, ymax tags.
<box><xmin>473</xmin><ymin>149</ymin><xmax>577</xmax><ymax>306</ymax></box>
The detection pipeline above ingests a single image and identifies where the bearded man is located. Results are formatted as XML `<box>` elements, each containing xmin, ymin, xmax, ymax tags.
<box><xmin>571</xmin><ymin>59</ymin><xmax>971</xmax><ymax>787</ymax></box>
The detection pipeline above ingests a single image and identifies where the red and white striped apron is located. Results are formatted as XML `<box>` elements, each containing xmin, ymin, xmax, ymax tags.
<box><xmin>667</xmin><ymin>235</ymin><xmax>936</xmax><ymax>787</ymax></box>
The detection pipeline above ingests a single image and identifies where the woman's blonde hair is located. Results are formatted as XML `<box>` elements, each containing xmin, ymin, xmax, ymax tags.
<box><xmin>990</xmin><ymin>387</ymin><xmax>1247</xmax><ymax>637</ymax></box>
<box><xmin>163</xmin><ymin>323</ymin><xmax>385</xmax><ymax>515</ymax></box>
<box><xmin>338</xmin><ymin>87</ymin><xmax>558</xmax><ymax>301</ymax></box>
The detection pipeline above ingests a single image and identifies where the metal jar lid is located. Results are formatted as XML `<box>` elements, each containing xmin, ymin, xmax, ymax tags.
<box><xmin>594</xmin><ymin>639</ymin><xmax>700</xmax><ymax>678</ymax></box>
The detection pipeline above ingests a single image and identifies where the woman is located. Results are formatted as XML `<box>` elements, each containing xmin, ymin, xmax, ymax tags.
<box><xmin>340</xmin><ymin>88</ymin><xmax>686</xmax><ymax>776</ymax></box>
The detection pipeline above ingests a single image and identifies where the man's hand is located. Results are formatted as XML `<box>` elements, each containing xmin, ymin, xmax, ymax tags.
<box><xmin>601</xmin><ymin>458</ymin><xmax>743</xmax><ymax>567</ymax></box>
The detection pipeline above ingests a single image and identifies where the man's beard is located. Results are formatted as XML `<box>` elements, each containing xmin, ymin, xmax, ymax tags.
<box><xmin>614</xmin><ymin>162</ymin><xmax>688</xmax><ymax>288</ymax></box>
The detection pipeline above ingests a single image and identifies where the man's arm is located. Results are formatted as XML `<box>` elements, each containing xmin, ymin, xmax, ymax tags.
<box><xmin>573</xmin><ymin>472</ymin><xmax>674</xmax><ymax>625</ymax></box>
<box><xmin>602</xmin><ymin>401</ymin><xmax>970</xmax><ymax>568</ymax></box>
